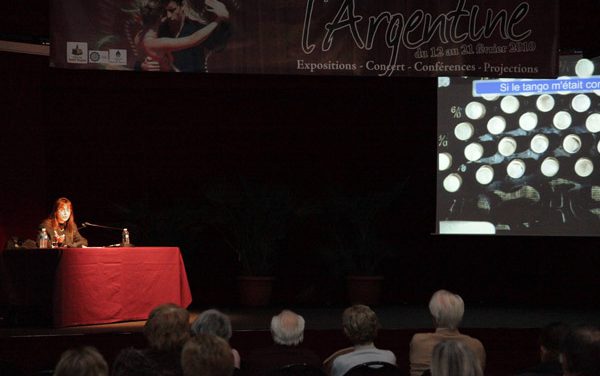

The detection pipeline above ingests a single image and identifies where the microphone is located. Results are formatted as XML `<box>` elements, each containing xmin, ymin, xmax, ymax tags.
<box><xmin>81</xmin><ymin>222</ymin><xmax>134</xmax><ymax>247</ymax></box>
<box><xmin>81</xmin><ymin>222</ymin><xmax>123</xmax><ymax>231</ymax></box>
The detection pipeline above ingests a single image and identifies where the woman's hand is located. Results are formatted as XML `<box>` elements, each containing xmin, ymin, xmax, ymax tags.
<box><xmin>206</xmin><ymin>0</ymin><xmax>229</xmax><ymax>22</ymax></box>
<box><xmin>141</xmin><ymin>57</ymin><xmax>161</xmax><ymax>72</ymax></box>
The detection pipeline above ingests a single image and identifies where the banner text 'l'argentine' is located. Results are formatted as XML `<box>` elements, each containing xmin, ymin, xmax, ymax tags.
<box><xmin>50</xmin><ymin>0</ymin><xmax>559</xmax><ymax>77</ymax></box>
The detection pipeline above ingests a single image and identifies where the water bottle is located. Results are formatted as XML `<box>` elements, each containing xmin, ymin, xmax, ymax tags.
<box><xmin>38</xmin><ymin>228</ymin><xmax>49</xmax><ymax>248</ymax></box>
<box><xmin>122</xmin><ymin>228</ymin><xmax>130</xmax><ymax>247</ymax></box>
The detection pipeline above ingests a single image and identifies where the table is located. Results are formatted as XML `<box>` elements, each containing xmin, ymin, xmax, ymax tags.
<box><xmin>1</xmin><ymin>247</ymin><xmax>192</xmax><ymax>327</ymax></box>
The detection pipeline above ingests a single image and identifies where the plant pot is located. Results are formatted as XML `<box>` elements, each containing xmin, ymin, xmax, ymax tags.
<box><xmin>346</xmin><ymin>275</ymin><xmax>384</xmax><ymax>306</ymax></box>
<box><xmin>237</xmin><ymin>276</ymin><xmax>275</xmax><ymax>307</ymax></box>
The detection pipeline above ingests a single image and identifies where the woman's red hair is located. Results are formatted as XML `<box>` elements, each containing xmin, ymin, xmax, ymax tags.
<box><xmin>48</xmin><ymin>197</ymin><xmax>77</xmax><ymax>234</ymax></box>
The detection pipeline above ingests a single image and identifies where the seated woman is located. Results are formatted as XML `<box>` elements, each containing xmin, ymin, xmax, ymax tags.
<box><xmin>410</xmin><ymin>290</ymin><xmax>485</xmax><ymax>376</ymax></box>
<box><xmin>328</xmin><ymin>305</ymin><xmax>396</xmax><ymax>376</ymax></box>
<box><xmin>39</xmin><ymin>197</ymin><xmax>88</xmax><ymax>248</ymax></box>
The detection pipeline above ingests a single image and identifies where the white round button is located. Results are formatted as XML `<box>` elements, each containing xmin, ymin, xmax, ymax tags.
<box><xmin>585</xmin><ymin>113</ymin><xmax>600</xmax><ymax>133</ymax></box>
<box><xmin>536</xmin><ymin>94</ymin><xmax>555</xmax><ymax>112</ymax></box>
<box><xmin>487</xmin><ymin>116</ymin><xmax>506</xmax><ymax>135</ymax></box>
<box><xmin>438</xmin><ymin>153</ymin><xmax>452</xmax><ymax>171</ymax></box>
<box><xmin>498</xmin><ymin>137</ymin><xmax>517</xmax><ymax>157</ymax></box>
<box><xmin>519</xmin><ymin>112</ymin><xmax>538</xmax><ymax>131</ymax></box>
<box><xmin>575</xmin><ymin>58</ymin><xmax>595</xmax><ymax>78</ymax></box>
<box><xmin>540</xmin><ymin>157</ymin><xmax>559</xmax><ymax>177</ymax></box>
<box><xmin>500</xmin><ymin>96</ymin><xmax>520</xmax><ymax>114</ymax></box>
<box><xmin>465</xmin><ymin>102</ymin><xmax>486</xmax><ymax>120</ymax></box>
<box><xmin>575</xmin><ymin>157</ymin><xmax>594</xmax><ymax>177</ymax></box>
<box><xmin>443</xmin><ymin>173</ymin><xmax>462</xmax><ymax>193</ymax></box>
<box><xmin>464</xmin><ymin>143</ymin><xmax>484</xmax><ymax>161</ymax></box>
<box><xmin>562</xmin><ymin>134</ymin><xmax>582</xmax><ymax>154</ymax></box>
<box><xmin>572</xmin><ymin>94</ymin><xmax>591</xmax><ymax>113</ymax></box>
<box><xmin>530</xmin><ymin>134</ymin><xmax>549</xmax><ymax>154</ymax></box>
<box><xmin>475</xmin><ymin>165</ymin><xmax>494</xmax><ymax>185</ymax></box>
<box><xmin>454</xmin><ymin>122</ymin><xmax>474</xmax><ymax>141</ymax></box>
<box><xmin>553</xmin><ymin>111</ymin><xmax>572</xmax><ymax>130</ymax></box>
<box><xmin>507</xmin><ymin>159</ymin><xmax>526</xmax><ymax>179</ymax></box>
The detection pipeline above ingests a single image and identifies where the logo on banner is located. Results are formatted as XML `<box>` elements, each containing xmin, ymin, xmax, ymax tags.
<box><xmin>109</xmin><ymin>49</ymin><xmax>127</xmax><ymax>65</ymax></box>
<box><xmin>89</xmin><ymin>50</ymin><xmax>109</xmax><ymax>64</ymax></box>
<box><xmin>66</xmin><ymin>42</ymin><xmax>88</xmax><ymax>64</ymax></box>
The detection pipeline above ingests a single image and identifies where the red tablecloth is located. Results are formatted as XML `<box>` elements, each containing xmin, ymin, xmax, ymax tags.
<box><xmin>53</xmin><ymin>247</ymin><xmax>192</xmax><ymax>326</ymax></box>
<box><xmin>50</xmin><ymin>247</ymin><xmax>192</xmax><ymax>327</ymax></box>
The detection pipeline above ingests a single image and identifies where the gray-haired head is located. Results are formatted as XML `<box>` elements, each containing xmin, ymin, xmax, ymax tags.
<box><xmin>270</xmin><ymin>310</ymin><xmax>305</xmax><ymax>346</ymax></box>
<box><xmin>429</xmin><ymin>290</ymin><xmax>465</xmax><ymax>330</ymax></box>
<box><xmin>191</xmin><ymin>309</ymin><xmax>233</xmax><ymax>341</ymax></box>
<box><xmin>431</xmin><ymin>340</ymin><xmax>482</xmax><ymax>376</ymax></box>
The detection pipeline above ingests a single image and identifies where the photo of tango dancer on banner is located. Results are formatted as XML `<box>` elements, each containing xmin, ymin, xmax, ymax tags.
<box><xmin>131</xmin><ymin>0</ymin><xmax>235</xmax><ymax>72</ymax></box>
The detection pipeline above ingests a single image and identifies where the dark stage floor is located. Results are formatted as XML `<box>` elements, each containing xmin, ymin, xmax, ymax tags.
<box><xmin>1</xmin><ymin>304</ymin><xmax>599</xmax><ymax>336</ymax></box>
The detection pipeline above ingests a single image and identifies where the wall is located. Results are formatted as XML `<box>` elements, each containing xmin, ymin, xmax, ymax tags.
<box><xmin>1</xmin><ymin>1</ymin><xmax>600</xmax><ymax>308</ymax></box>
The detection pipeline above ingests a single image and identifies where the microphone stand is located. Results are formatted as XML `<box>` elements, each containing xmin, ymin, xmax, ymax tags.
<box><xmin>80</xmin><ymin>222</ymin><xmax>133</xmax><ymax>247</ymax></box>
<box><xmin>81</xmin><ymin>222</ymin><xmax>123</xmax><ymax>231</ymax></box>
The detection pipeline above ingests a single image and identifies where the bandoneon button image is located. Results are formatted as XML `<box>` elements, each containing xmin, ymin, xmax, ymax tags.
<box><xmin>572</xmin><ymin>94</ymin><xmax>591</xmax><ymax>113</ymax></box>
<box><xmin>557</xmin><ymin>76</ymin><xmax>572</xmax><ymax>95</ymax></box>
<box><xmin>540</xmin><ymin>157</ymin><xmax>559</xmax><ymax>177</ymax></box>
<box><xmin>574</xmin><ymin>157</ymin><xmax>594</xmax><ymax>177</ymax></box>
<box><xmin>465</xmin><ymin>101</ymin><xmax>486</xmax><ymax>120</ymax></box>
<box><xmin>498</xmin><ymin>137</ymin><xmax>517</xmax><ymax>157</ymax></box>
<box><xmin>482</xmin><ymin>94</ymin><xmax>499</xmax><ymax>101</ymax></box>
<box><xmin>519</xmin><ymin>112</ymin><xmax>538</xmax><ymax>131</ymax></box>
<box><xmin>500</xmin><ymin>96</ymin><xmax>520</xmax><ymax>114</ymax></box>
<box><xmin>443</xmin><ymin>173</ymin><xmax>462</xmax><ymax>193</ymax></box>
<box><xmin>475</xmin><ymin>165</ymin><xmax>494</xmax><ymax>185</ymax></box>
<box><xmin>536</xmin><ymin>94</ymin><xmax>555</xmax><ymax>112</ymax></box>
<box><xmin>438</xmin><ymin>153</ymin><xmax>452</xmax><ymax>171</ymax></box>
<box><xmin>530</xmin><ymin>134</ymin><xmax>549</xmax><ymax>154</ymax></box>
<box><xmin>464</xmin><ymin>142</ymin><xmax>484</xmax><ymax>161</ymax></box>
<box><xmin>562</xmin><ymin>134</ymin><xmax>582</xmax><ymax>154</ymax></box>
<box><xmin>553</xmin><ymin>111</ymin><xmax>572</xmax><ymax>130</ymax></box>
<box><xmin>575</xmin><ymin>58</ymin><xmax>595</xmax><ymax>77</ymax></box>
<box><xmin>507</xmin><ymin>159</ymin><xmax>526</xmax><ymax>179</ymax></box>
<box><xmin>487</xmin><ymin>116</ymin><xmax>506</xmax><ymax>135</ymax></box>
<box><xmin>585</xmin><ymin>113</ymin><xmax>600</xmax><ymax>133</ymax></box>
<box><xmin>454</xmin><ymin>122</ymin><xmax>474</xmax><ymax>141</ymax></box>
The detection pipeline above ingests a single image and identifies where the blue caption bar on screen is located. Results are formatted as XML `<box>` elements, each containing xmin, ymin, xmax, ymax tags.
<box><xmin>473</xmin><ymin>77</ymin><xmax>600</xmax><ymax>96</ymax></box>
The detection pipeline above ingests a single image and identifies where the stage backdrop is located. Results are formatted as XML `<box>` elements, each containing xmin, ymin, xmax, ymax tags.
<box><xmin>50</xmin><ymin>0</ymin><xmax>559</xmax><ymax>77</ymax></box>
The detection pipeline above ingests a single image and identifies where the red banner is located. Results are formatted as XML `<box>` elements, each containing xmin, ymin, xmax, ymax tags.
<box><xmin>50</xmin><ymin>0</ymin><xmax>559</xmax><ymax>77</ymax></box>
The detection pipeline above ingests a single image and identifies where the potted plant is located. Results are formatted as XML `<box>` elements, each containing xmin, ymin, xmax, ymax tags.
<box><xmin>202</xmin><ymin>178</ymin><xmax>295</xmax><ymax>306</ymax></box>
<box><xmin>322</xmin><ymin>186</ymin><xmax>403</xmax><ymax>305</ymax></box>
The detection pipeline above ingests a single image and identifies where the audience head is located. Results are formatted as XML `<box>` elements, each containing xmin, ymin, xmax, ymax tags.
<box><xmin>191</xmin><ymin>309</ymin><xmax>233</xmax><ymax>341</ymax></box>
<box><xmin>144</xmin><ymin>303</ymin><xmax>191</xmax><ymax>352</ymax></box>
<box><xmin>429</xmin><ymin>290</ymin><xmax>464</xmax><ymax>330</ymax></box>
<box><xmin>54</xmin><ymin>346</ymin><xmax>109</xmax><ymax>376</ymax></box>
<box><xmin>560</xmin><ymin>325</ymin><xmax>600</xmax><ymax>376</ymax></box>
<box><xmin>181</xmin><ymin>334</ymin><xmax>234</xmax><ymax>376</ymax></box>
<box><xmin>112</xmin><ymin>348</ymin><xmax>159</xmax><ymax>376</ymax></box>
<box><xmin>342</xmin><ymin>304</ymin><xmax>379</xmax><ymax>345</ymax></box>
<box><xmin>538</xmin><ymin>322</ymin><xmax>569</xmax><ymax>362</ymax></box>
<box><xmin>430</xmin><ymin>340</ymin><xmax>482</xmax><ymax>376</ymax></box>
<box><xmin>270</xmin><ymin>309</ymin><xmax>306</xmax><ymax>346</ymax></box>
